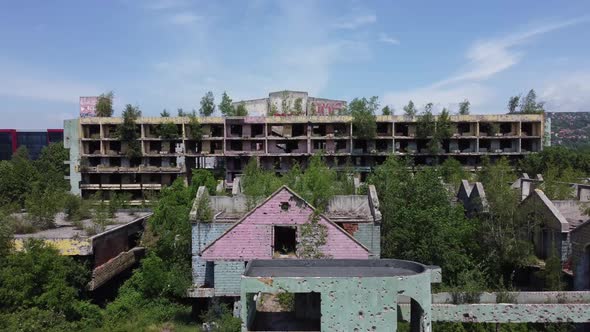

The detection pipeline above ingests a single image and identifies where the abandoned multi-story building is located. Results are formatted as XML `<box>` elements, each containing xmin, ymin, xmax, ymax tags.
<box><xmin>64</xmin><ymin>106</ymin><xmax>545</xmax><ymax>201</ymax></box>
<box><xmin>187</xmin><ymin>184</ymin><xmax>382</xmax><ymax>298</ymax></box>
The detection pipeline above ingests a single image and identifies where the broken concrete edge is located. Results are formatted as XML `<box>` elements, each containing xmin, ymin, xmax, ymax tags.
<box><xmin>87</xmin><ymin>247</ymin><xmax>145</xmax><ymax>290</ymax></box>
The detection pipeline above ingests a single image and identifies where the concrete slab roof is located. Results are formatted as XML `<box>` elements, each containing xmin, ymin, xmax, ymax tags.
<box><xmin>552</xmin><ymin>200</ymin><xmax>590</xmax><ymax>231</ymax></box>
<box><xmin>13</xmin><ymin>212</ymin><xmax>151</xmax><ymax>240</ymax></box>
<box><xmin>244</xmin><ymin>259</ymin><xmax>426</xmax><ymax>278</ymax></box>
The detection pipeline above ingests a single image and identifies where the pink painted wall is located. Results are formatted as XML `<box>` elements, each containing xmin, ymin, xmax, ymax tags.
<box><xmin>201</xmin><ymin>188</ymin><xmax>369</xmax><ymax>260</ymax></box>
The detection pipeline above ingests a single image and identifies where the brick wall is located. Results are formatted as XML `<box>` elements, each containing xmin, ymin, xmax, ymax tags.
<box><xmin>213</xmin><ymin>260</ymin><xmax>244</xmax><ymax>296</ymax></box>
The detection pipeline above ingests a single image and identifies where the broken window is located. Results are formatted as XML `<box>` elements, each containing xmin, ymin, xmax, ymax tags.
<box><xmin>335</xmin><ymin>140</ymin><xmax>347</xmax><ymax>152</ymax></box>
<box><xmin>312</xmin><ymin>125</ymin><xmax>326</xmax><ymax>136</ymax></box>
<box><xmin>376</xmin><ymin>122</ymin><xmax>390</xmax><ymax>136</ymax></box>
<box><xmin>313</xmin><ymin>140</ymin><xmax>326</xmax><ymax>151</ymax></box>
<box><xmin>273</xmin><ymin>226</ymin><xmax>297</xmax><ymax>258</ymax></box>
<box><xmin>280</xmin><ymin>202</ymin><xmax>290</xmax><ymax>211</ymax></box>
<box><xmin>395</xmin><ymin>123</ymin><xmax>409</xmax><ymax>136</ymax></box>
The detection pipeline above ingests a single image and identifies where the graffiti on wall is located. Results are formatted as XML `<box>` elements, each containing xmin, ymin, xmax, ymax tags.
<box><xmin>80</xmin><ymin>96</ymin><xmax>98</xmax><ymax>118</ymax></box>
<box><xmin>311</xmin><ymin>101</ymin><xmax>344</xmax><ymax>116</ymax></box>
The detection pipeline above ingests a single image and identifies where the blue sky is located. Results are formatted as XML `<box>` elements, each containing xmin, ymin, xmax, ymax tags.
<box><xmin>1</xmin><ymin>0</ymin><xmax>590</xmax><ymax>128</ymax></box>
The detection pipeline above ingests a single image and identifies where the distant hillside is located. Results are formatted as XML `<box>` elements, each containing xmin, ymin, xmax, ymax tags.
<box><xmin>548</xmin><ymin>112</ymin><xmax>590</xmax><ymax>148</ymax></box>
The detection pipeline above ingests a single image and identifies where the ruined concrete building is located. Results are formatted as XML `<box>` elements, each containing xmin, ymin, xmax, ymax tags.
<box><xmin>64</xmin><ymin>107</ymin><xmax>546</xmax><ymax>201</ymax></box>
<box><xmin>187</xmin><ymin>185</ymin><xmax>381</xmax><ymax>299</ymax></box>
<box><xmin>459</xmin><ymin>175</ymin><xmax>590</xmax><ymax>291</ymax></box>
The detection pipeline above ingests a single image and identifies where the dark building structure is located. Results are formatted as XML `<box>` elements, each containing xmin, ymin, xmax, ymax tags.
<box><xmin>0</xmin><ymin>129</ymin><xmax>64</xmax><ymax>160</ymax></box>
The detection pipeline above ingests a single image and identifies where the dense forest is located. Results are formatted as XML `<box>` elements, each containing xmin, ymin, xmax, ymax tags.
<box><xmin>0</xmin><ymin>142</ymin><xmax>587</xmax><ymax>331</ymax></box>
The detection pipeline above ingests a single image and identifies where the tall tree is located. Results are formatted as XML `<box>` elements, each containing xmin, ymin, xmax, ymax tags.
<box><xmin>458</xmin><ymin>99</ymin><xmax>470</xmax><ymax>115</ymax></box>
<box><xmin>403</xmin><ymin>100</ymin><xmax>417</xmax><ymax>116</ymax></box>
<box><xmin>160</xmin><ymin>109</ymin><xmax>170</xmax><ymax>117</ymax></box>
<box><xmin>235</xmin><ymin>103</ymin><xmax>248</xmax><ymax>116</ymax></box>
<box><xmin>507</xmin><ymin>95</ymin><xmax>520</xmax><ymax>113</ymax></box>
<box><xmin>350</xmin><ymin>96</ymin><xmax>378</xmax><ymax>139</ymax></box>
<box><xmin>117</xmin><ymin>105</ymin><xmax>142</xmax><ymax>158</ymax></box>
<box><xmin>520</xmin><ymin>89</ymin><xmax>545</xmax><ymax>114</ymax></box>
<box><xmin>199</xmin><ymin>91</ymin><xmax>215</xmax><ymax>116</ymax></box>
<box><xmin>95</xmin><ymin>91</ymin><xmax>114</xmax><ymax>117</ymax></box>
<box><xmin>177</xmin><ymin>108</ymin><xmax>186</xmax><ymax>117</ymax></box>
<box><xmin>381</xmin><ymin>105</ymin><xmax>392</xmax><ymax>115</ymax></box>
<box><xmin>218</xmin><ymin>91</ymin><xmax>234</xmax><ymax>116</ymax></box>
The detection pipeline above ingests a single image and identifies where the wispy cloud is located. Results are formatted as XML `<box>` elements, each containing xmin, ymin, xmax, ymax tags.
<box><xmin>383</xmin><ymin>17</ymin><xmax>590</xmax><ymax>112</ymax></box>
<box><xmin>379</xmin><ymin>33</ymin><xmax>399</xmax><ymax>45</ymax></box>
<box><xmin>332</xmin><ymin>14</ymin><xmax>376</xmax><ymax>29</ymax></box>
<box><xmin>541</xmin><ymin>71</ymin><xmax>590</xmax><ymax>112</ymax></box>
<box><xmin>168</xmin><ymin>12</ymin><xmax>200</xmax><ymax>25</ymax></box>
<box><xmin>144</xmin><ymin>0</ymin><xmax>189</xmax><ymax>10</ymax></box>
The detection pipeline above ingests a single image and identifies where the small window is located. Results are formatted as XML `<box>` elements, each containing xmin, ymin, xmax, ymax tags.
<box><xmin>273</xmin><ymin>226</ymin><xmax>297</xmax><ymax>258</ymax></box>
<box><xmin>280</xmin><ymin>202</ymin><xmax>290</xmax><ymax>211</ymax></box>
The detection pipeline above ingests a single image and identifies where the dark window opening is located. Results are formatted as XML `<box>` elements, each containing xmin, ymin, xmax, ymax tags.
<box><xmin>396</xmin><ymin>140</ymin><xmax>408</xmax><ymax>152</ymax></box>
<box><xmin>457</xmin><ymin>123</ymin><xmax>470</xmax><ymax>135</ymax></box>
<box><xmin>252</xmin><ymin>124</ymin><xmax>264</xmax><ymax>137</ymax></box>
<box><xmin>248</xmin><ymin>292</ymin><xmax>321</xmax><ymax>332</ymax></box>
<box><xmin>333</xmin><ymin>124</ymin><xmax>348</xmax><ymax>137</ymax></box>
<box><xmin>458</xmin><ymin>140</ymin><xmax>471</xmax><ymax>152</ymax></box>
<box><xmin>110</xmin><ymin>157</ymin><xmax>121</xmax><ymax>167</ymax></box>
<box><xmin>521</xmin><ymin>122</ymin><xmax>533</xmax><ymax>136</ymax></box>
<box><xmin>148</xmin><ymin>158</ymin><xmax>162</xmax><ymax>167</ymax></box>
<box><xmin>273</xmin><ymin>226</ymin><xmax>297</xmax><ymax>258</ymax></box>
<box><xmin>521</xmin><ymin>139</ymin><xmax>533</xmax><ymax>152</ymax></box>
<box><xmin>230</xmin><ymin>141</ymin><xmax>243</xmax><ymax>151</ymax></box>
<box><xmin>335</xmin><ymin>140</ymin><xmax>347</xmax><ymax>152</ymax></box>
<box><xmin>86</xmin><ymin>141</ymin><xmax>101</xmax><ymax>155</ymax></box>
<box><xmin>292</xmin><ymin>124</ymin><xmax>306</xmax><ymax>137</ymax></box>
<box><xmin>85</xmin><ymin>125</ymin><xmax>100</xmax><ymax>139</ymax></box>
<box><xmin>353</xmin><ymin>140</ymin><xmax>367</xmax><ymax>153</ymax></box>
<box><xmin>376</xmin><ymin>123</ymin><xmax>390</xmax><ymax>136</ymax></box>
<box><xmin>395</xmin><ymin>123</ymin><xmax>409</xmax><ymax>136</ymax></box>
<box><xmin>312</xmin><ymin>125</ymin><xmax>326</xmax><ymax>136</ymax></box>
<box><xmin>376</xmin><ymin>140</ymin><xmax>389</xmax><ymax>152</ymax></box>
<box><xmin>211</xmin><ymin>125</ymin><xmax>224</xmax><ymax>137</ymax></box>
<box><xmin>230</xmin><ymin>125</ymin><xmax>243</xmax><ymax>137</ymax></box>
<box><xmin>500</xmin><ymin>140</ymin><xmax>512</xmax><ymax>150</ymax></box>
<box><xmin>280</xmin><ymin>202</ymin><xmax>290</xmax><ymax>211</ymax></box>
<box><xmin>251</xmin><ymin>142</ymin><xmax>264</xmax><ymax>151</ymax></box>
<box><xmin>417</xmin><ymin>140</ymin><xmax>428</xmax><ymax>153</ymax></box>
<box><xmin>500</xmin><ymin>123</ymin><xmax>512</xmax><ymax>135</ymax></box>
<box><xmin>479</xmin><ymin>139</ymin><xmax>491</xmax><ymax>152</ymax></box>
<box><xmin>479</xmin><ymin>123</ymin><xmax>492</xmax><ymax>136</ymax></box>
<box><xmin>313</xmin><ymin>141</ymin><xmax>326</xmax><ymax>151</ymax></box>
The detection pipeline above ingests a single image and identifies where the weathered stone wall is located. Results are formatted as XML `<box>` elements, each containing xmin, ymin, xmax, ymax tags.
<box><xmin>192</xmin><ymin>222</ymin><xmax>232</xmax><ymax>286</ymax></box>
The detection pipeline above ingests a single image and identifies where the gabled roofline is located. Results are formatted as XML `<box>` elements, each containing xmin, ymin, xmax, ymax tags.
<box><xmin>199</xmin><ymin>185</ymin><xmax>371</xmax><ymax>255</ymax></box>
<box><xmin>521</xmin><ymin>189</ymin><xmax>570</xmax><ymax>233</ymax></box>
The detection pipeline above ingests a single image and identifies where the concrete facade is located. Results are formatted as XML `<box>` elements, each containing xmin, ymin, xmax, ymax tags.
<box><xmin>571</xmin><ymin>221</ymin><xmax>590</xmax><ymax>290</ymax></box>
<box><xmin>66</xmin><ymin>113</ymin><xmax>545</xmax><ymax>200</ymax></box>
<box><xmin>189</xmin><ymin>185</ymin><xmax>381</xmax><ymax>298</ymax></box>
<box><xmin>233</xmin><ymin>90</ymin><xmax>346</xmax><ymax>116</ymax></box>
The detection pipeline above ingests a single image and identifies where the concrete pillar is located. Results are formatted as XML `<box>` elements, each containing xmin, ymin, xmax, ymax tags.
<box><xmin>410</xmin><ymin>298</ymin><xmax>431</xmax><ymax>332</ymax></box>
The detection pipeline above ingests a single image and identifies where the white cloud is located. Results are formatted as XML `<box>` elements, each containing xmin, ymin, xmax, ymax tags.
<box><xmin>0</xmin><ymin>63</ymin><xmax>101</xmax><ymax>104</ymax></box>
<box><xmin>541</xmin><ymin>72</ymin><xmax>590</xmax><ymax>112</ymax></box>
<box><xmin>382</xmin><ymin>17</ymin><xmax>590</xmax><ymax>112</ymax></box>
<box><xmin>379</xmin><ymin>33</ymin><xmax>399</xmax><ymax>45</ymax></box>
<box><xmin>168</xmin><ymin>12</ymin><xmax>200</xmax><ymax>25</ymax></box>
<box><xmin>332</xmin><ymin>14</ymin><xmax>376</xmax><ymax>29</ymax></box>
<box><xmin>144</xmin><ymin>0</ymin><xmax>189</xmax><ymax>10</ymax></box>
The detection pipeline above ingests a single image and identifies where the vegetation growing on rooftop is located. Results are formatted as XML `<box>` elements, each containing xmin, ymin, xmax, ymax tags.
<box><xmin>458</xmin><ymin>99</ymin><xmax>470</xmax><ymax>115</ymax></box>
<box><xmin>158</xmin><ymin>121</ymin><xmax>179</xmax><ymax>139</ymax></box>
<box><xmin>199</xmin><ymin>91</ymin><xmax>215</xmax><ymax>116</ymax></box>
<box><xmin>96</xmin><ymin>91</ymin><xmax>114</xmax><ymax>117</ymax></box>
<box><xmin>403</xmin><ymin>100</ymin><xmax>417</xmax><ymax>117</ymax></box>
<box><xmin>116</xmin><ymin>104</ymin><xmax>142</xmax><ymax>158</ymax></box>
<box><xmin>350</xmin><ymin>96</ymin><xmax>378</xmax><ymax>139</ymax></box>
<box><xmin>507</xmin><ymin>89</ymin><xmax>546</xmax><ymax>114</ymax></box>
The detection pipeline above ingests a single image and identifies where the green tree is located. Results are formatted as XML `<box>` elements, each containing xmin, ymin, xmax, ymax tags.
<box><xmin>117</xmin><ymin>104</ymin><xmax>142</xmax><ymax>158</ymax></box>
<box><xmin>187</xmin><ymin>114</ymin><xmax>202</xmax><ymax>140</ymax></box>
<box><xmin>294</xmin><ymin>98</ymin><xmax>304</xmax><ymax>115</ymax></box>
<box><xmin>477</xmin><ymin>157</ymin><xmax>533</xmax><ymax>284</ymax></box>
<box><xmin>403</xmin><ymin>100</ymin><xmax>417</xmax><ymax>116</ymax></box>
<box><xmin>299</xmin><ymin>154</ymin><xmax>338</xmax><ymax>210</ymax></box>
<box><xmin>25</xmin><ymin>188</ymin><xmax>63</xmax><ymax>229</ymax></box>
<box><xmin>235</xmin><ymin>103</ymin><xmax>248</xmax><ymax>116</ymax></box>
<box><xmin>416</xmin><ymin>103</ymin><xmax>436</xmax><ymax>138</ymax></box>
<box><xmin>190</xmin><ymin>169</ymin><xmax>218</xmax><ymax>196</ymax></box>
<box><xmin>199</xmin><ymin>91</ymin><xmax>215</xmax><ymax>116</ymax></box>
<box><xmin>382</xmin><ymin>105</ymin><xmax>392</xmax><ymax>115</ymax></box>
<box><xmin>458</xmin><ymin>99</ymin><xmax>470</xmax><ymax>115</ymax></box>
<box><xmin>369</xmin><ymin>156</ymin><xmax>476</xmax><ymax>285</ymax></box>
<box><xmin>219</xmin><ymin>91</ymin><xmax>234</xmax><ymax>116</ymax></box>
<box><xmin>177</xmin><ymin>108</ymin><xmax>186</xmax><ymax>117</ymax></box>
<box><xmin>440</xmin><ymin>157</ymin><xmax>467</xmax><ymax>189</ymax></box>
<box><xmin>520</xmin><ymin>89</ymin><xmax>545</xmax><ymax>114</ymax></box>
<box><xmin>95</xmin><ymin>91</ymin><xmax>114</xmax><ymax>117</ymax></box>
<box><xmin>508</xmin><ymin>95</ymin><xmax>520</xmax><ymax>114</ymax></box>
<box><xmin>241</xmin><ymin>158</ymin><xmax>282</xmax><ymax>208</ymax></box>
<box><xmin>350</xmin><ymin>96</ymin><xmax>378</xmax><ymax>139</ymax></box>
<box><xmin>160</xmin><ymin>109</ymin><xmax>170</xmax><ymax>117</ymax></box>
<box><xmin>35</xmin><ymin>143</ymin><xmax>69</xmax><ymax>192</ymax></box>
<box><xmin>159</xmin><ymin>122</ymin><xmax>179</xmax><ymax>139</ymax></box>
<box><xmin>0</xmin><ymin>147</ymin><xmax>39</xmax><ymax>208</ymax></box>
<box><xmin>0</xmin><ymin>240</ymin><xmax>101</xmax><ymax>330</ymax></box>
